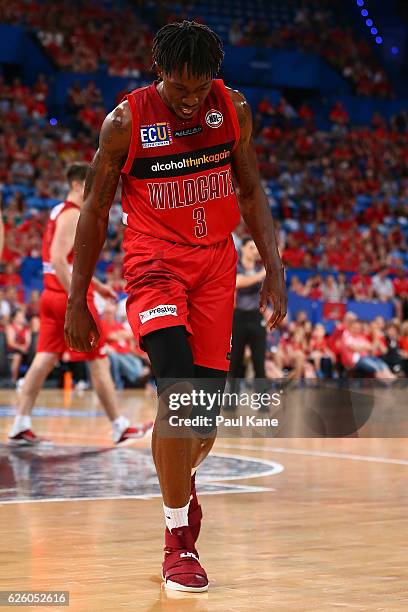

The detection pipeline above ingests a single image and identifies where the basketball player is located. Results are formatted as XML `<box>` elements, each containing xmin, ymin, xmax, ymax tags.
<box><xmin>65</xmin><ymin>22</ymin><xmax>286</xmax><ymax>592</ymax></box>
<box><xmin>9</xmin><ymin>162</ymin><xmax>152</xmax><ymax>446</ymax></box>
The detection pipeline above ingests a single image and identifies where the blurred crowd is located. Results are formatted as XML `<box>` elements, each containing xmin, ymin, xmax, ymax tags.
<box><xmin>253</xmin><ymin>97</ymin><xmax>408</xmax><ymax>283</ymax></box>
<box><xmin>263</xmin><ymin>310</ymin><xmax>408</xmax><ymax>382</ymax></box>
<box><xmin>1</xmin><ymin>0</ymin><xmax>153</xmax><ymax>77</ymax></box>
<box><xmin>0</xmin><ymin>285</ymin><xmax>151</xmax><ymax>389</ymax></box>
<box><xmin>0</xmin><ymin>0</ymin><xmax>393</xmax><ymax>97</ymax></box>
<box><xmin>0</xmin><ymin>0</ymin><xmax>407</xmax><ymax>384</ymax></box>
<box><xmin>228</xmin><ymin>0</ymin><xmax>392</xmax><ymax>97</ymax></box>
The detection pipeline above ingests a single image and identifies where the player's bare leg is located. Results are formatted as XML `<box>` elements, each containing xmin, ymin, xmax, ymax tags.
<box><xmin>88</xmin><ymin>358</ymin><xmax>119</xmax><ymax>421</ymax></box>
<box><xmin>8</xmin><ymin>352</ymin><xmax>59</xmax><ymax>444</ymax></box>
<box><xmin>144</xmin><ymin>328</ymin><xmax>228</xmax><ymax>593</ymax></box>
<box><xmin>88</xmin><ymin>357</ymin><xmax>152</xmax><ymax>444</ymax></box>
<box><xmin>10</xmin><ymin>352</ymin><xmax>23</xmax><ymax>384</ymax></box>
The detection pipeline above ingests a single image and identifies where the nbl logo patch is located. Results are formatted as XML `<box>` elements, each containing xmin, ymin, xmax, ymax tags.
<box><xmin>205</xmin><ymin>109</ymin><xmax>223</xmax><ymax>128</ymax></box>
<box><xmin>140</xmin><ymin>122</ymin><xmax>172</xmax><ymax>148</ymax></box>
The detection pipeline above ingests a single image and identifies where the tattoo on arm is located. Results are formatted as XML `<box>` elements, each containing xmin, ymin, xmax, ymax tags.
<box><xmin>97</xmin><ymin>154</ymin><xmax>123</xmax><ymax>211</ymax></box>
<box><xmin>83</xmin><ymin>161</ymin><xmax>96</xmax><ymax>200</ymax></box>
<box><xmin>82</xmin><ymin>104</ymin><xmax>130</xmax><ymax>213</ymax></box>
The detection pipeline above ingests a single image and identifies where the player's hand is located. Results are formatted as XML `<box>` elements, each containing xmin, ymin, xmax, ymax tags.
<box><xmin>260</xmin><ymin>266</ymin><xmax>287</xmax><ymax>330</ymax></box>
<box><xmin>95</xmin><ymin>282</ymin><xmax>117</xmax><ymax>301</ymax></box>
<box><xmin>64</xmin><ymin>300</ymin><xmax>100</xmax><ymax>352</ymax></box>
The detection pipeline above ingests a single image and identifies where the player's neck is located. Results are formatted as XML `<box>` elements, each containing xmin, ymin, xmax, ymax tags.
<box><xmin>66</xmin><ymin>191</ymin><xmax>83</xmax><ymax>207</ymax></box>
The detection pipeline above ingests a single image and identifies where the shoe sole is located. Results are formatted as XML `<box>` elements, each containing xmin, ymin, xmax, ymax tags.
<box><xmin>162</xmin><ymin>574</ymin><xmax>208</xmax><ymax>593</ymax></box>
<box><xmin>8</xmin><ymin>438</ymin><xmax>41</xmax><ymax>446</ymax></box>
<box><xmin>8</xmin><ymin>437</ymin><xmax>53</xmax><ymax>447</ymax></box>
<box><xmin>114</xmin><ymin>423</ymin><xmax>154</xmax><ymax>446</ymax></box>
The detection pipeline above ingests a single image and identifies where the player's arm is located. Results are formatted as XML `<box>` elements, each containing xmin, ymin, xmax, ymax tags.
<box><xmin>50</xmin><ymin>208</ymin><xmax>80</xmax><ymax>293</ymax></box>
<box><xmin>229</xmin><ymin>89</ymin><xmax>287</xmax><ymax>329</ymax></box>
<box><xmin>65</xmin><ymin>102</ymin><xmax>131</xmax><ymax>352</ymax></box>
<box><xmin>91</xmin><ymin>277</ymin><xmax>117</xmax><ymax>300</ymax></box>
<box><xmin>51</xmin><ymin>208</ymin><xmax>116</xmax><ymax>298</ymax></box>
<box><xmin>236</xmin><ymin>269</ymin><xmax>266</xmax><ymax>289</ymax></box>
<box><xmin>5</xmin><ymin>325</ymin><xmax>19</xmax><ymax>351</ymax></box>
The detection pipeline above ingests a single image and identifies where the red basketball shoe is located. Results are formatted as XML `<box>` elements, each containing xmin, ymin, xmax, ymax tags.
<box><xmin>188</xmin><ymin>473</ymin><xmax>202</xmax><ymax>542</ymax></box>
<box><xmin>8</xmin><ymin>429</ymin><xmax>49</xmax><ymax>446</ymax></box>
<box><xmin>162</xmin><ymin>525</ymin><xmax>208</xmax><ymax>592</ymax></box>
<box><xmin>114</xmin><ymin>421</ymin><xmax>154</xmax><ymax>445</ymax></box>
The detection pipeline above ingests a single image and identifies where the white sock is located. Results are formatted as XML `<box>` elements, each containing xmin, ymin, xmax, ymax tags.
<box><xmin>163</xmin><ymin>500</ymin><xmax>190</xmax><ymax>532</ymax></box>
<box><xmin>112</xmin><ymin>415</ymin><xmax>130</xmax><ymax>442</ymax></box>
<box><xmin>10</xmin><ymin>415</ymin><xmax>31</xmax><ymax>436</ymax></box>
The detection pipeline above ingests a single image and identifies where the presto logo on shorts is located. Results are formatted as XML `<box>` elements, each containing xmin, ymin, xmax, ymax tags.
<box><xmin>139</xmin><ymin>304</ymin><xmax>178</xmax><ymax>324</ymax></box>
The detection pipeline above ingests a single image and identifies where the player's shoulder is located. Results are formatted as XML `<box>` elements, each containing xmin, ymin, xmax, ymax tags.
<box><xmin>224</xmin><ymin>86</ymin><xmax>252</xmax><ymax>129</ymax></box>
<box><xmin>106</xmin><ymin>99</ymin><xmax>132</xmax><ymax>131</ymax></box>
<box><xmin>50</xmin><ymin>201</ymin><xmax>78</xmax><ymax>221</ymax></box>
<box><xmin>225</xmin><ymin>86</ymin><xmax>246</xmax><ymax>106</ymax></box>
<box><xmin>55</xmin><ymin>204</ymin><xmax>80</xmax><ymax>224</ymax></box>
<box><xmin>99</xmin><ymin>99</ymin><xmax>132</xmax><ymax>153</ymax></box>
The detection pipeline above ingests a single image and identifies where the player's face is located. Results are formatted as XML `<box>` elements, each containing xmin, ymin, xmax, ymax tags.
<box><xmin>159</xmin><ymin>66</ymin><xmax>212</xmax><ymax>121</ymax></box>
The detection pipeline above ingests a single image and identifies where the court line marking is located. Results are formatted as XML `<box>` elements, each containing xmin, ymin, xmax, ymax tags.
<box><xmin>0</xmin><ymin>452</ymin><xmax>282</xmax><ymax>505</ymax></box>
<box><xmin>216</xmin><ymin>444</ymin><xmax>408</xmax><ymax>466</ymax></box>
<box><xmin>0</xmin><ymin>487</ymin><xmax>275</xmax><ymax>506</ymax></box>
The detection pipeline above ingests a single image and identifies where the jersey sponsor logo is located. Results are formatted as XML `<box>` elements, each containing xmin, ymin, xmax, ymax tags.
<box><xmin>147</xmin><ymin>169</ymin><xmax>235</xmax><ymax>210</ymax></box>
<box><xmin>205</xmin><ymin>109</ymin><xmax>223</xmax><ymax>128</ymax></box>
<box><xmin>151</xmin><ymin>149</ymin><xmax>230</xmax><ymax>173</ymax></box>
<box><xmin>130</xmin><ymin>141</ymin><xmax>234</xmax><ymax>180</ymax></box>
<box><xmin>140</xmin><ymin>122</ymin><xmax>172</xmax><ymax>148</ymax></box>
<box><xmin>122</xmin><ymin>212</ymin><xmax>129</xmax><ymax>225</ymax></box>
<box><xmin>139</xmin><ymin>304</ymin><xmax>178</xmax><ymax>324</ymax></box>
<box><xmin>173</xmin><ymin>125</ymin><xmax>203</xmax><ymax>138</ymax></box>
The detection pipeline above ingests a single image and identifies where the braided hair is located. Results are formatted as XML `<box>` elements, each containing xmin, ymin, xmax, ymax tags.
<box><xmin>152</xmin><ymin>20</ymin><xmax>224</xmax><ymax>78</ymax></box>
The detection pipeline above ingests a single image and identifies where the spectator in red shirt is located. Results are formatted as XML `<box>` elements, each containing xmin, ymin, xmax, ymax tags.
<box><xmin>340</xmin><ymin>319</ymin><xmax>395</xmax><ymax>379</ymax></box>
<box><xmin>100</xmin><ymin>303</ymin><xmax>150</xmax><ymax>389</ymax></box>
<box><xmin>393</xmin><ymin>268</ymin><xmax>408</xmax><ymax>321</ymax></box>
<box><xmin>6</xmin><ymin>309</ymin><xmax>31</xmax><ymax>384</ymax></box>
<box><xmin>309</xmin><ymin>323</ymin><xmax>336</xmax><ymax>377</ymax></box>
<box><xmin>330</xmin><ymin>101</ymin><xmax>349</xmax><ymax>125</ymax></box>
<box><xmin>399</xmin><ymin>322</ymin><xmax>408</xmax><ymax>357</ymax></box>
<box><xmin>282</xmin><ymin>236</ymin><xmax>305</xmax><ymax>267</ymax></box>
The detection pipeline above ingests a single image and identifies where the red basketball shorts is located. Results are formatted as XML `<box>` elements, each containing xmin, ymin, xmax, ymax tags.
<box><xmin>124</xmin><ymin>232</ymin><xmax>238</xmax><ymax>371</ymax></box>
<box><xmin>37</xmin><ymin>289</ymin><xmax>106</xmax><ymax>361</ymax></box>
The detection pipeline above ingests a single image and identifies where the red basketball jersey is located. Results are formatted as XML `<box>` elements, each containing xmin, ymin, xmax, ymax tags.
<box><xmin>42</xmin><ymin>201</ymin><xmax>80</xmax><ymax>293</ymax></box>
<box><xmin>121</xmin><ymin>79</ymin><xmax>241</xmax><ymax>246</ymax></box>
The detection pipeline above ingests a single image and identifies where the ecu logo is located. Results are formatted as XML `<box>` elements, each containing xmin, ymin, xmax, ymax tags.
<box><xmin>140</xmin><ymin>122</ymin><xmax>172</xmax><ymax>148</ymax></box>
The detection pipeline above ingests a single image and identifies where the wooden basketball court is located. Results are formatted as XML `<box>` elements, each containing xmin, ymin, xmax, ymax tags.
<box><xmin>0</xmin><ymin>387</ymin><xmax>407</xmax><ymax>611</ymax></box>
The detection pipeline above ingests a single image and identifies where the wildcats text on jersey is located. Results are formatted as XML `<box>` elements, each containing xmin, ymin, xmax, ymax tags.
<box><xmin>140</xmin><ymin>122</ymin><xmax>172</xmax><ymax>148</ymax></box>
<box><xmin>147</xmin><ymin>169</ymin><xmax>235</xmax><ymax>210</ymax></box>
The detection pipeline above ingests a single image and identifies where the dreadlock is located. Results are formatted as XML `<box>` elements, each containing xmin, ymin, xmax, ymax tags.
<box><xmin>152</xmin><ymin>21</ymin><xmax>224</xmax><ymax>79</ymax></box>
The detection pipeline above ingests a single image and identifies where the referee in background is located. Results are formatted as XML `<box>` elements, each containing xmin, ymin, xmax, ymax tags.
<box><xmin>226</xmin><ymin>237</ymin><xmax>268</xmax><ymax>411</ymax></box>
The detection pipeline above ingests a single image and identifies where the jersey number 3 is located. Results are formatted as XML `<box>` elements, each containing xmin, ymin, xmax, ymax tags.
<box><xmin>193</xmin><ymin>207</ymin><xmax>208</xmax><ymax>239</ymax></box>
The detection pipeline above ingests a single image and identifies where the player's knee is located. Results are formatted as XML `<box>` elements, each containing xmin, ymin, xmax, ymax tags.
<box><xmin>34</xmin><ymin>353</ymin><xmax>59</xmax><ymax>373</ymax></box>
<box><xmin>143</xmin><ymin>326</ymin><xmax>195</xmax><ymax>396</ymax></box>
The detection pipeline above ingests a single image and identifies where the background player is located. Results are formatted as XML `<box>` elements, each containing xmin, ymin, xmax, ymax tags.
<box><xmin>9</xmin><ymin>162</ymin><xmax>152</xmax><ymax>446</ymax></box>
<box><xmin>65</xmin><ymin>23</ymin><xmax>286</xmax><ymax>592</ymax></box>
